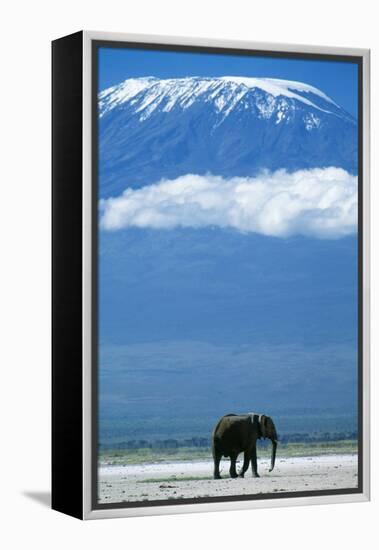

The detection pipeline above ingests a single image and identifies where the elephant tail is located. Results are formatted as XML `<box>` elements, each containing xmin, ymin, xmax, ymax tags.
<box><xmin>212</xmin><ymin>413</ymin><xmax>237</xmax><ymax>458</ymax></box>
<box><xmin>212</xmin><ymin>417</ymin><xmax>224</xmax><ymax>442</ymax></box>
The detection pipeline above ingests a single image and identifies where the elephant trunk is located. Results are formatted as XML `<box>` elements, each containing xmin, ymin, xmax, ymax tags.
<box><xmin>269</xmin><ymin>439</ymin><xmax>277</xmax><ymax>472</ymax></box>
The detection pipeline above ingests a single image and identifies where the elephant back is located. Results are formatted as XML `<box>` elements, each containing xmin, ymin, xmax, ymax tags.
<box><xmin>212</xmin><ymin>413</ymin><xmax>238</xmax><ymax>437</ymax></box>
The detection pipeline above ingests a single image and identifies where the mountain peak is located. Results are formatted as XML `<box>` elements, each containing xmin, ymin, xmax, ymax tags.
<box><xmin>98</xmin><ymin>75</ymin><xmax>357</xmax><ymax>196</ymax></box>
<box><xmin>219</xmin><ymin>76</ymin><xmax>338</xmax><ymax>106</ymax></box>
<box><xmin>99</xmin><ymin>75</ymin><xmax>350</xmax><ymax>124</ymax></box>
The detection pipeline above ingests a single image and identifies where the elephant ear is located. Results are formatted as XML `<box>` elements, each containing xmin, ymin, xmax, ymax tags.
<box><xmin>259</xmin><ymin>414</ymin><xmax>267</xmax><ymax>438</ymax></box>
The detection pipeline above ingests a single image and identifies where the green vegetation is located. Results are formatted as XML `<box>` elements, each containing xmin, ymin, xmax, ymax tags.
<box><xmin>99</xmin><ymin>446</ymin><xmax>211</xmax><ymax>465</ymax></box>
<box><xmin>277</xmin><ymin>439</ymin><xmax>357</xmax><ymax>457</ymax></box>
<box><xmin>99</xmin><ymin>439</ymin><xmax>357</xmax><ymax>466</ymax></box>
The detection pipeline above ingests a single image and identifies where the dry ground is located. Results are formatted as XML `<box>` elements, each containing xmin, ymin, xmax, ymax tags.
<box><xmin>98</xmin><ymin>454</ymin><xmax>358</xmax><ymax>504</ymax></box>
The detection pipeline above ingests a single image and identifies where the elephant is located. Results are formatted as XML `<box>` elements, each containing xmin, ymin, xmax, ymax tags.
<box><xmin>212</xmin><ymin>413</ymin><xmax>278</xmax><ymax>479</ymax></box>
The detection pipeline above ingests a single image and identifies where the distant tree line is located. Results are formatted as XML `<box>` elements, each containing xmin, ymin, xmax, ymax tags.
<box><xmin>99</xmin><ymin>431</ymin><xmax>357</xmax><ymax>450</ymax></box>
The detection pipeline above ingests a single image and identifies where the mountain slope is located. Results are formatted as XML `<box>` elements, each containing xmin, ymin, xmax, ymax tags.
<box><xmin>98</xmin><ymin>76</ymin><xmax>357</xmax><ymax>198</ymax></box>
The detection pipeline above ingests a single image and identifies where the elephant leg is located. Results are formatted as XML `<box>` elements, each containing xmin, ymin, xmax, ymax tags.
<box><xmin>213</xmin><ymin>447</ymin><xmax>222</xmax><ymax>479</ymax></box>
<box><xmin>229</xmin><ymin>452</ymin><xmax>238</xmax><ymax>478</ymax></box>
<box><xmin>251</xmin><ymin>446</ymin><xmax>260</xmax><ymax>478</ymax></box>
<box><xmin>239</xmin><ymin>451</ymin><xmax>250</xmax><ymax>478</ymax></box>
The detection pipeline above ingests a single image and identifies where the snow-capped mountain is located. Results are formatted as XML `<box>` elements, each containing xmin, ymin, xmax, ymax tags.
<box><xmin>99</xmin><ymin>76</ymin><xmax>357</xmax><ymax>198</ymax></box>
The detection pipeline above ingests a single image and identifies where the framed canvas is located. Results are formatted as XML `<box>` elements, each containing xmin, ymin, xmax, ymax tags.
<box><xmin>52</xmin><ymin>31</ymin><xmax>370</xmax><ymax>520</ymax></box>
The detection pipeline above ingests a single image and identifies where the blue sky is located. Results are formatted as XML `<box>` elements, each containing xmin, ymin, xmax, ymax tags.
<box><xmin>98</xmin><ymin>46</ymin><xmax>359</xmax><ymax>117</ymax></box>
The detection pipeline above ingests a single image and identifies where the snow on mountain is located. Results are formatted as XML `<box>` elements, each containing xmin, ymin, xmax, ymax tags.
<box><xmin>225</xmin><ymin>77</ymin><xmax>338</xmax><ymax>106</ymax></box>
<box><xmin>99</xmin><ymin>75</ymin><xmax>351</xmax><ymax>123</ymax></box>
<box><xmin>99</xmin><ymin>77</ymin><xmax>156</xmax><ymax>114</ymax></box>
<box><xmin>98</xmin><ymin>76</ymin><xmax>357</xmax><ymax>197</ymax></box>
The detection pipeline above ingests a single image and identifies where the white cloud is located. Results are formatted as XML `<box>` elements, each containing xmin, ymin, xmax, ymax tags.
<box><xmin>100</xmin><ymin>168</ymin><xmax>357</xmax><ymax>239</ymax></box>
